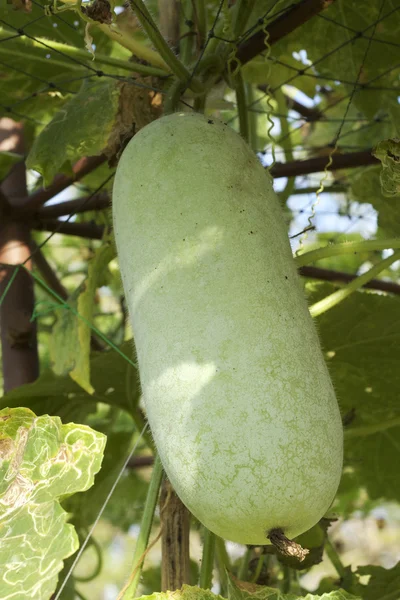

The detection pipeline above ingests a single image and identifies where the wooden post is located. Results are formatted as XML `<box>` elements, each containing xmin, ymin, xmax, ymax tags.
<box><xmin>160</xmin><ymin>479</ymin><xmax>191</xmax><ymax>591</ymax></box>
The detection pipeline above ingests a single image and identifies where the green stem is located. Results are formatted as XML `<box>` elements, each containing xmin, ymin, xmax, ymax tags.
<box><xmin>345</xmin><ymin>416</ymin><xmax>400</xmax><ymax>438</ymax></box>
<box><xmin>282</xmin><ymin>565</ymin><xmax>291</xmax><ymax>593</ymax></box>
<box><xmin>75</xmin><ymin>590</ymin><xmax>89</xmax><ymax>600</ymax></box>
<box><xmin>215</xmin><ymin>537</ymin><xmax>230</xmax><ymax>594</ymax></box>
<box><xmin>74</xmin><ymin>535</ymin><xmax>103</xmax><ymax>582</ymax></box>
<box><xmin>309</xmin><ymin>250</ymin><xmax>400</xmax><ymax>317</ymax></box>
<box><xmin>0</xmin><ymin>44</ymin><xmax>79</xmax><ymax>72</ymax></box>
<box><xmin>237</xmin><ymin>548</ymin><xmax>252</xmax><ymax>581</ymax></box>
<box><xmin>235</xmin><ymin>71</ymin><xmax>249</xmax><ymax>143</ymax></box>
<box><xmin>130</xmin><ymin>0</ymin><xmax>202</xmax><ymax>92</ymax></box>
<box><xmin>0</xmin><ymin>28</ymin><xmax>167</xmax><ymax>76</ymax></box>
<box><xmin>95</xmin><ymin>23</ymin><xmax>169</xmax><ymax>71</ymax></box>
<box><xmin>202</xmin><ymin>4</ymin><xmax>234</xmax><ymax>63</ymax></box>
<box><xmin>180</xmin><ymin>0</ymin><xmax>194</xmax><ymax>65</ymax></box>
<box><xmin>27</xmin><ymin>268</ymin><xmax>137</xmax><ymax>369</ymax></box>
<box><xmin>119</xmin><ymin>455</ymin><xmax>164</xmax><ymax>599</ymax></box>
<box><xmin>325</xmin><ymin>537</ymin><xmax>347</xmax><ymax>580</ymax></box>
<box><xmin>232</xmin><ymin>0</ymin><xmax>257</xmax><ymax>38</ymax></box>
<box><xmin>275</xmin><ymin>89</ymin><xmax>295</xmax><ymax>204</ymax></box>
<box><xmin>246</xmin><ymin>83</ymin><xmax>258</xmax><ymax>152</ymax></box>
<box><xmin>195</xmin><ymin>0</ymin><xmax>207</xmax><ymax>47</ymax></box>
<box><xmin>194</xmin><ymin>94</ymin><xmax>206</xmax><ymax>112</ymax></box>
<box><xmin>133</xmin><ymin>408</ymin><xmax>156</xmax><ymax>453</ymax></box>
<box><xmin>202</xmin><ymin>22</ymin><xmax>223</xmax><ymax>60</ymax></box>
<box><xmin>250</xmin><ymin>554</ymin><xmax>264</xmax><ymax>583</ymax></box>
<box><xmin>199</xmin><ymin>528</ymin><xmax>216</xmax><ymax>589</ymax></box>
<box><xmin>379</xmin><ymin>592</ymin><xmax>400</xmax><ymax>600</ymax></box>
<box><xmin>295</xmin><ymin>238</ymin><xmax>400</xmax><ymax>268</ymax></box>
<box><xmin>163</xmin><ymin>78</ymin><xmax>186</xmax><ymax>114</ymax></box>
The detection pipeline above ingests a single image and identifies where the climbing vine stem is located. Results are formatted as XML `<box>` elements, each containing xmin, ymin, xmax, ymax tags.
<box><xmin>119</xmin><ymin>455</ymin><xmax>164</xmax><ymax>599</ymax></box>
<box><xmin>295</xmin><ymin>238</ymin><xmax>400</xmax><ymax>268</ymax></box>
<box><xmin>309</xmin><ymin>250</ymin><xmax>400</xmax><ymax>317</ymax></box>
<box><xmin>199</xmin><ymin>528</ymin><xmax>216</xmax><ymax>589</ymax></box>
<box><xmin>130</xmin><ymin>0</ymin><xmax>203</xmax><ymax>93</ymax></box>
<box><xmin>235</xmin><ymin>71</ymin><xmax>250</xmax><ymax>143</ymax></box>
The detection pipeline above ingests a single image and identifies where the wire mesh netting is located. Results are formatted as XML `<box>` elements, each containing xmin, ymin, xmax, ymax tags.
<box><xmin>1</xmin><ymin>0</ymin><xmax>400</xmax><ymax>597</ymax></box>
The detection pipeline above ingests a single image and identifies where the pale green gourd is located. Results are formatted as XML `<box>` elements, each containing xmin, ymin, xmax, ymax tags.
<box><xmin>113</xmin><ymin>112</ymin><xmax>343</xmax><ymax>545</ymax></box>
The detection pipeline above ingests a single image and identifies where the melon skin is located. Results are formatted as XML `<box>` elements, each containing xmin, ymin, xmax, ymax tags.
<box><xmin>113</xmin><ymin>112</ymin><xmax>343</xmax><ymax>545</ymax></box>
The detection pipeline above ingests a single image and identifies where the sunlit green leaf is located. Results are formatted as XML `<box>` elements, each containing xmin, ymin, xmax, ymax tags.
<box><xmin>1</xmin><ymin>340</ymin><xmax>139</xmax><ymax>417</ymax></box>
<box><xmin>49</xmin><ymin>240</ymin><xmax>116</xmax><ymax>394</ymax></box>
<box><xmin>26</xmin><ymin>80</ymin><xmax>120</xmax><ymax>185</ymax></box>
<box><xmin>373</xmin><ymin>138</ymin><xmax>400</xmax><ymax>197</ymax></box>
<box><xmin>0</xmin><ymin>407</ymin><xmax>106</xmax><ymax>600</ymax></box>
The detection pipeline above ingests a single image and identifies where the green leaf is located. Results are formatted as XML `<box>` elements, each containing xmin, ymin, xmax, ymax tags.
<box><xmin>49</xmin><ymin>282</ymin><xmax>89</xmax><ymax>389</ymax></box>
<box><xmin>140</xmin><ymin>560</ymin><xmax>200</xmax><ymax>595</ymax></box>
<box><xmin>0</xmin><ymin>407</ymin><xmax>106</xmax><ymax>600</ymax></box>
<box><xmin>101</xmin><ymin>466</ymin><xmax>150</xmax><ymax>531</ymax></box>
<box><xmin>0</xmin><ymin>151</ymin><xmax>23</xmax><ymax>182</ymax></box>
<box><xmin>355</xmin><ymin>562</ymin><xmax>400</xmax><ymax>600</ymax></box>
<box><xmin>0</xmin><ymin>8</ymin><xmax>87</xmax><ymax>124</ymax></box>
<box><xmin>301</xmin><ymin>233</ymin><xmax>372</xmax><ymax>274</ymax></box>
<box><xmin>26</xmin><ymin>80</ymin><xmax>120</xmax><ymax>185</ymax></box>
<box><xmin>227</xmin><ymin>572</ymin><xmax>361</xmax><ymax>600</ymax></box>
<box><xmin>281</xmin><ymin>0</ymin><xmax>400</xmax><ymax>120</ymax></box>
<box><xmin>65</xmin><ymin>430</ymin><xmax>144</xmax><ymax>529</ymax></box>
<box><xmin>1</xmin><ymin>340</ymin><xmax>140</xmax><ymax>417</ymax></box>
<box><xmin>136</xmin><ymin>586</ymin><xmax>225</xmax><ymax>600</ymax></box>
<box><xmin>241</xmin><ymin>55</ymin><xmax>316</xmax><ymax>99</ymax></box>
<box><xmin>314</xmin><ymin>285</ymin><xmax>400</xmax><ymax>501</ymax></box>
<box><xmin>49</xmin><ymin>240</ymin><xmax>116</xmax><ymax>394</ymax></box>
<box><xmin>350</xmin><ymin>166</ymin><xmax>400</xmax><ymax>237</ymax></box>
<box><xmin>372</xmin><ymin>138</ymin><xmax>400</xmax><ymax>197</ymax></box>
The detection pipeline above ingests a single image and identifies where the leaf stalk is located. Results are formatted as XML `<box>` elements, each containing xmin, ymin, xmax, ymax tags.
<box><xmin>118</xmin><ymin>455</ymin><xmax>164</xmax><ymax>599</ymax></box>
<box><xmin>309</xmin><ymin>250</ymin><xmax>400</xmax><ymax>317</ymax></box>
<box><xmin>129</xmin><ymin>0</ymin><xmax>203</xmax><ymax>93</ymax></box>
<box><xmin>199</xmin><ymin>528</ymin><xmax>216</xmax><ymax>589</ymax></box>
<box><xmin>295</xmin><ymin>238</ymin><xmax>400</xmax><ymax>268</ymax></box>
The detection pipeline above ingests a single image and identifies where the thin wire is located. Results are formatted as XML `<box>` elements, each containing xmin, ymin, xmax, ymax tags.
<box><xmin>244</xmin><ymin>3</ymin><xmax>400</xmax><ymax>116</ymax></box>
<box><xmin>31</xmin><ymin>0</ymin><xmax>82</xmax><ymax>33</ymax></box>
<box><xmin>18</xmin><ymin>12</ymin><xmax>50</xmax><ymax>32</ymax></box>
<box><xmin>0</xmin><ymin>59</ymin><xmax>84</xmax><ymax>93</ymax></box>
<box><xmin>0</xmin><ymin>18</ymin><xmax>100</xmax><ymax>73</ymax></box>
<box><xmin>31</xmin><ymin>172</ymin><xmax>115</xmax><ymax>261</ymax></box>
<box><xmin>318</xmin><ymin>12</ymin><xmax>400</xmax><ymax>50</ymax></box>
<box><xmin>0</xmin><ymin>33</ymin><xmax>24</xmax><ymax>42</ymax></box>
<box><xmin>184</xmin><ymin>0</ymin><xmax>225</xmax><ymax>90</ymax></box>
<box><xmin>238</xmin><ymin>2</ymin><xmax>298</xmax><ymax>44</ymax></box>
<box><xmin>274</xmin><ymin>60</ymin><xmax>400</xmax><ymax>149</ymax></box>
<box><xmin>28</xmin><ymin>267</ymin><xmax>137</xmax><ymax>364</ymax></box>
<box><xmin>0</xmin><ymin>102</ymin><xmax>45</xmax><ymax>125</ymax></box>
<box><xmin>54</xmin><ymin>424</ymin><xmax>149</xmax><ymax>600</ymax></box>
<box><xmin>330</xmin><ymin>2</ymin><xmax>387</xmax><ymax>147</ymax></box>
<box><xmin>295</xmin><ymin>0</ymin><xmax>386</xmax><ymax>252</ymax></box>
<box><xmin>6</xmin><ymin>73</ymin><xmax>166</xmax><ymax>113</ymax></box>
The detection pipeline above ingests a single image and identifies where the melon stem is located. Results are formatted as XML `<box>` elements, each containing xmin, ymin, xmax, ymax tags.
<box><xmin>267</xmin><ymin>529</ymin><xmax>309</xmax><ymax>562</ymax></box>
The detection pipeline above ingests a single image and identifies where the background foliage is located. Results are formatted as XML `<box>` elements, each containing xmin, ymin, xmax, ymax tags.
<box><xmin>0</xmin><ymin>0</ymin><xmax>400</xmax><ymax>599</ymax></box>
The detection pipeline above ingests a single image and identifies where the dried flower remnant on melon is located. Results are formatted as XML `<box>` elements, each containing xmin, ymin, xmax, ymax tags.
<box><xmin>268</xmin><ymin>528</ymin><xmax>309</xmax><ymax>562</ymax></box>
<box><xmin>82</xmin><ymin>0</ymin><xmax>112</xmax><ymax>24</ymax></box>
<box><xmin>106</xmin><ymin>80</ymin><xmax>163</xmax><ymax>164</ymax></box>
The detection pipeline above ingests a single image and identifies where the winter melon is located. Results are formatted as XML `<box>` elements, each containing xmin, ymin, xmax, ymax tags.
<box><xmin>113</xmin><ymin>112</ymin><xmax>343</xmax><ymax>545</ymax></box>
